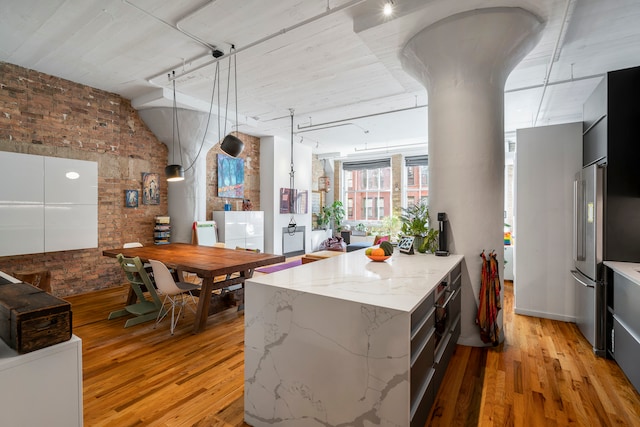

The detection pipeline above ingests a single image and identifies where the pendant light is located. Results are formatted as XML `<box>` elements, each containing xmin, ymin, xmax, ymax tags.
<box><xmin>220</xmin><ymin>46</ymin><xmax>244</xmax><ymax>157</ymax></box>
<box><xmin>165</xmin><ymin>72</ymin><xmax>185</xmax><ymax>182</ymax></box>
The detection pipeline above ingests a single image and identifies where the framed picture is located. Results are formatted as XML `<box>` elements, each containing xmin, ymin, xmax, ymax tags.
<box><xmin>142</xmin><ymin>173</ymin><xmax>160</xmax><ymax>205</ymax></box>
<box><xmin>217</xmin><ymin>154</ymin><xmax>245</xmax><ymax>198</ymax></box>
<box><xmin>279</xmin><ymin>188</ymin><xmax>296</xmax><ymax>214</ymax></box>
<box><xmin>125</xmin><ymin>190</ymin><xmax>138</xmax><ymax>208</ymax></box>
<box><xmin>296</xmin><ymin>190</ymin><xmax>308</xmax><ymax>214</ymax></box>
<box><xmin>311</xmin><ymin>191</ymin><xmax>322</xmax><ymax>215</ymax></box>
<box><xmin>398</xmin><ymin>236</ymin><xmax>415</xmax><ymax>254</ymax></box>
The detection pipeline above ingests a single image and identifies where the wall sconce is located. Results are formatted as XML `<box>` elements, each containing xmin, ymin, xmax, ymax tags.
<box><xmin>394</xmin><ymin>182</ymin><xmax>400</xmax><ymax>192</ymax></box>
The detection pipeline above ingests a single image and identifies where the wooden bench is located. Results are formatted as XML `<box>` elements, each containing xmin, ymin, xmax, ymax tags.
<box><xmin>301</xmin><ymin>250</ymin><xmax>345</xmax><ymax>264</ymax></box>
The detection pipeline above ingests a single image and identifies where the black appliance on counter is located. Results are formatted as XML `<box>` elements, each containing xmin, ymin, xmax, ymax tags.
<box><xmin>571</xmin><ymin>65</ymin><xmax>640</xmax><ymax>357</ymax></box>
<box><xmin>435</xmin><ymin>212</ymin><xmax>449</xmax><ymax>257</ymax></box>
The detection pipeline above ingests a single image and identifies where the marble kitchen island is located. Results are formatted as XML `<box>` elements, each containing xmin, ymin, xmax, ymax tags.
<box><xmin>244</xmin><ymin>250</ymin><xmax>464</xmax><ymax>427</ymax></box>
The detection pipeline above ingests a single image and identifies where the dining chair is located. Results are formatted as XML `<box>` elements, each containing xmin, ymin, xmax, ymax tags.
<box><xmin>149</xmin><ymin>259</ymin><xmax>200</xmax><ymax>335</ymax></box>
<box><xmin>108</xmin><ymin>254</ymin><xmax>164</xmax><ymax>328</ymax></box>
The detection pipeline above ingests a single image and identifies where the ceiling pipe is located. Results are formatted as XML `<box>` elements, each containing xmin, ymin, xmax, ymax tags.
<box><xmin>296</xmin><ymin>122</ymin><xmax>369</xmax><ymax>134</ymax></box>
<box><xmin>504</xmin><ymin>73</ymin><xmax>603</xmax><ymax>94</ymax></box>
<box><xmin>121</xmin><ymin>0</ymin><xmax>216</xmax><ymax>50</ymax></box>
<box><xmin>296</xmin><ymin>104</ymin><xmax>427</xmax><ymax>130</ymax></box>
<box><xmin>147</xmin><ymin>0</ymin><xmax>369</xmax><ymax>86</ymax></box>
<box><xmin>533</xmin><ymin>0</ymin><xmax>576</xmax><ymax>126</ymax></box>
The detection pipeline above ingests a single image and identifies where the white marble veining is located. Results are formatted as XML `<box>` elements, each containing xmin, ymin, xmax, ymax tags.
<box><xmin>604</xmin><ymin>261</ymin><xmax>640</xmax><ymax>285</ymax></box>
<box><xmin>247</xmin><ymin>251</ymin><xmax>464</xmax><ymax>313</ymax></box>
<box><xmin>244</xmin><ymin>251</ymin><xmax>463</xmax><ymax>427</ymax></box>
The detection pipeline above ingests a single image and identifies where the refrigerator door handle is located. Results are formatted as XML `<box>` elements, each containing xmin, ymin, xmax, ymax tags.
<box><xmin>573</xmin><ymin>179</ymin><xmax>578</xmax><ymax>262</ymax></box>
<box><xmin>571</xmin><ymin>270</ymin><xmax>595</xmax><ymax>288</ymax></box>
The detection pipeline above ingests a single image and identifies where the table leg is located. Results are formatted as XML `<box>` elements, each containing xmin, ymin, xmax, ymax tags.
<box><xmin>193</xmin><ymin>276</ymin><xmax>213</xmax><ymax>334</ymax></box>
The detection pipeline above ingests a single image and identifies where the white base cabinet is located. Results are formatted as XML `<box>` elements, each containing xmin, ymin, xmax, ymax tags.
<box><xmin>0</xmin><ymin>335</ymin><xmax>83</xmax><ymax>426</ymax></box>
<box><xmin>213</xmin><ymin>211</ymin><xmax>264</xmax><ymax>252</ymax></box>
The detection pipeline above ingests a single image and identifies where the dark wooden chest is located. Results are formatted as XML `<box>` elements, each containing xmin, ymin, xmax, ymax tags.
<box><xmin>0</xmin><ymin>282</ymin><xmax>72</xmax><ymax>354</ymax></box>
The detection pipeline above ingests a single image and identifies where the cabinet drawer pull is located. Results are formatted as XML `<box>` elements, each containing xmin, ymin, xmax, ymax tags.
<box><xmin>435</xmin><ymin>289</ymin><xmax>458</xmax><ymax>309</ymax></box>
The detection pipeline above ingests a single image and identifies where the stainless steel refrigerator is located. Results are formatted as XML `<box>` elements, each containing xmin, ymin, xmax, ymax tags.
<box><xmin>571</xmin><ymin>163</ymin><xmax>606</xmax><ymax>356</ymax></box>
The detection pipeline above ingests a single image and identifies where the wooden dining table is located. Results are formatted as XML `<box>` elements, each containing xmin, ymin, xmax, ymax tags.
<box><xmin>103</xmin><ymin>243</ymin><xmax>285</xmax><ymax>333</ymax></box>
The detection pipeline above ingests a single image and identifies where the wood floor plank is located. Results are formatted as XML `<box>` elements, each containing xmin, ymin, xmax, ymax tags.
<box><xmin>65</xmin><ymin>278</ymin><xmax>640</xmax><ymax>426</ymax></box>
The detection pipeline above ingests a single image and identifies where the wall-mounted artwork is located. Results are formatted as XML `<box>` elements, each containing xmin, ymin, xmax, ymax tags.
<box><xmin>280</xmin><ymin>188</ymin><xmax>296</xmax><ymax>214</ymax></box>
<box><xmin>142</xmin><ymin>173</ymin><xmax>160</xmax><ymax>205</ymax></box>
<box><xmin>217</xmin><ymin>154</ymin><xmax>244</xmax><ymax>198</ymax></box>
<box><xmin>125</xmin><ymin>190</ymin><xmax>138</xmax><ymax>208</ymax></box>
<box><xmin>280</xmin><ymin>188</ymin><xmax>308</xmax><ymax>214</ymax></box>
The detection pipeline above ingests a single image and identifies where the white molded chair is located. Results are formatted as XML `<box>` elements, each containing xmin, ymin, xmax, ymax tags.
<box><xmin>149</xmin><ymin>259</ymin><xmax>200</xmax><ymax>335</ymax></box>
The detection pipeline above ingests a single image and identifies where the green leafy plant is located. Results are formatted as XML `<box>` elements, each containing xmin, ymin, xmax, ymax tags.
<box><xmin>372</xmin><ymin>214</ymin><xmax>402</xmax><ymax>242</ymax></box>
<box><xmin>317</xmin><ymin>200</ymin><xmax>345</xmax><ymax>232</ymax></box>
<box><xmin>400</xmin><ymin>202</ymin><xmax>438</xmax><ymax>253</ymax></box>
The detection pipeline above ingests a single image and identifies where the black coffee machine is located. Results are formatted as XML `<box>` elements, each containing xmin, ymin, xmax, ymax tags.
<box><xmin>435</xmin><ymin>212</ymin><xmax>449</xmax><ymax>256</ymax></box>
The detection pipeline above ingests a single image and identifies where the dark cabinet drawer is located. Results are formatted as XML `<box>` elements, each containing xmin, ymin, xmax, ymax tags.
<box><xmin>411</xmin><ymin>292</ymin><xmax>434</xmax><ymax>334</ymax></box>
<box><xmin>613</xmin><ymin>317</ymin><xmax>640</xmax><ymax>392</ymax></box>
<box><xmin>612</xmin><ymin>272</ymin><xmax>640</xmax><ymax>337</ymax></box>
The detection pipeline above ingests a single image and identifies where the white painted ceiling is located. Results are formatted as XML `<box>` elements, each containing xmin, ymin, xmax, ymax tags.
<box><xmin>1</xmin><ymin>0</ymin><xmax>640</xmax><ymax>158</ymax></box>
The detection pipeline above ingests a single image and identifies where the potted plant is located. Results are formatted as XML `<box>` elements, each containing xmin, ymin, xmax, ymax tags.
<box><xmin>373</xmin><ymin>213</ymin><xmax>402</xmax><ymax>242</ymax></box>
<box><xmin>328</xmin><ymin>200</ymin><xmax>345</xmax><ymax>233</ymax></box>
<box><xmin>400</xmin><ymin>202</ymin><xmax>438</xmax><ymax>253</ymax></box>
<box><xmin>316</xmin><ymin>200</ymin><xmax>346</xmax><ymax>233</ymax></box>
<box><xmin>353</xmin><ymin>222</ymin><xmax>367</xmax><ymax>236</ymax></box>
<box><xmin>317</xmin><ymin>207</ymin><xmax>332</xmax><ymax>230</ymax></box>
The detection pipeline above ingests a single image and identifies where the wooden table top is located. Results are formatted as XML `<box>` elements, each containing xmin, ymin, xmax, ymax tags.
<box><xmin>103</xmin><ymin>243</ymin><xmax>285</xmax><ymax>278</ymax></box>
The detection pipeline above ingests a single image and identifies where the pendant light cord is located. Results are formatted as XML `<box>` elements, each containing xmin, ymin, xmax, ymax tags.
<box><xmin>170</xmin><ymin>73</ymin><xmax>184</xmax><ymax>166</ymax></box>
<box><xmin>183</xmin><ymin>61</ymin><xmax>219</xmax><ymax>172</ymax></box>
<box><xmin>288</xmin><ymin>108</ymin><xmax>297</xmax><ymax>235</ymax></box>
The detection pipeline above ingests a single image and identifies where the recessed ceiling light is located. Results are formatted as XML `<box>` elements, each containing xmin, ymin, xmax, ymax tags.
<box><xmin>66</xmin><ymin>171</ymin><xmax>80</xmax><ymax>180</ymax></box>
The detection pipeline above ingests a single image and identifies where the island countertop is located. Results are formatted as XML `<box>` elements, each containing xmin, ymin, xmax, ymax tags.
<box><xmin>604</xmin><ymin>261</ymin><xmax>640</xmax><ymax>284</ymax></box>
<box><xmin>247</xmin><ymin>250</ymin><xmax>464</xmax><ymax>313</ymax></box>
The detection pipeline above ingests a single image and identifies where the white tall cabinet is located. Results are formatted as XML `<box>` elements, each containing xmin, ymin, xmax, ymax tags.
<box><xmin>213</xmin><ymin>211</ymin><xmax>264</xmax><ymax>252</ymax></box>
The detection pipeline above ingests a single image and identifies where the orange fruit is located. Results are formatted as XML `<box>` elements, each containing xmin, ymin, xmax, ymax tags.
<box><xmin>372</xmin><ymin>248</ymin><xmax>385</xmax><ymax>256</ymax></box>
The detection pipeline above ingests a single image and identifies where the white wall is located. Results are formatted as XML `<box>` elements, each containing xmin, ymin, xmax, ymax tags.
<box><xmin>515</xmin><ymin>122</ymin><xmax>582</xmax><ymax>321</ymax></box>
<box><xmin>260</xmin><ymin>136</ymin><xmax>313</xmax><ymax>255</ymax></box>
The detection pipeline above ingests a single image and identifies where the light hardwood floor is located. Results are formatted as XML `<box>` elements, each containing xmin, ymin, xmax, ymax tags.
<box><xmin>66</xmin><ymin>279</ymin><xmax>640</xmax><ymax>426</ymax></box>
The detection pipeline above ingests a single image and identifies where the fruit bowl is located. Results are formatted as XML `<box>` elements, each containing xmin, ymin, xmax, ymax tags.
<box><xmin>366</xmin><ymin>254</ymin><xmax>391</xmax><ymax>262</ymax></box>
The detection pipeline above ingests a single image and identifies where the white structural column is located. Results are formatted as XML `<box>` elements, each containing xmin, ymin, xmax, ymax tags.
<box><xmin>401</xmin><ymin>8</ymin><xmax>543</xmax><ymax>346</ymax></box>
<box><xmin>138</xmin><ymin>108</ymin><xmax>221</xmax><ymax>243</ymax></box>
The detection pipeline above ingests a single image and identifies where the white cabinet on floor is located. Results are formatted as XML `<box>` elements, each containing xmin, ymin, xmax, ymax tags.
<box><xmin>0</xmin><ymin>335</ymin><xmax>83</xmax><ymax>426</ymax></box>
<box><xmin>213</xmin><ymin>211</ymin><xmax>264</xmax><ymax>252</ymax></box>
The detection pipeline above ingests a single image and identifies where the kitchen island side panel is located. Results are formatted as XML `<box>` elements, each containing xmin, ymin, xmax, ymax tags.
<box><xmin>244</xmin><ymin>283</ymin><xmax>409</xmax><ymax>427</ymax></box>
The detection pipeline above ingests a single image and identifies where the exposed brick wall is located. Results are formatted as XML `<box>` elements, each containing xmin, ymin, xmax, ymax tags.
<box><xmin>205</xmin><ymin>131</ymin><xmax>261</xmax><ymax>216</ymax></box>
<box><xmin>0</xmin><ymin>62</ymin><xmax>168</xmax><ymax>297</ymax></box>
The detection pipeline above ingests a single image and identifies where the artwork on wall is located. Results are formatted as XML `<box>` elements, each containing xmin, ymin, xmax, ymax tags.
<box><xmin>311</xmin><ymin>191</ymin><xmax>322</xmax><ymax>215</ymax></box>
<box><xmin>142</xmin><ymin>173</ymin><xmax>160</xmax><ymax>205</ymax></box>
<box><xmin>280</xmin><ymin>188</ymin><xmax>308</xmax><ymax>214</ymax></box>
<box><xmin>217</xmin><ymin>154</ymin><xmax>244</xmax><ymax>198</ymax></box>
<box><xmin>125</xmin><ymin>190</ymin><xmax>138</xmax><ymax>208</ymax></box>
<box><xmin>280</xmin><ymin>188</ymin><xmax>296</xmax><ymax>214</ymax></box>
<box><xmin>296</xmin><ymin>190</ymin><xmax>308</xmax><ymax>214</ymax></box>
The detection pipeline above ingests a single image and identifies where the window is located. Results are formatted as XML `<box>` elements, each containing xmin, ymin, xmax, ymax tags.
<box><xmin>405</xmin><ymin>155</ymin><xmax>429</xmax><ymax>208</ymax></box>
<box><xmin>343</xmin><ymin>159</ymin><xmax>391</xmax><ymax>222</ymax></box>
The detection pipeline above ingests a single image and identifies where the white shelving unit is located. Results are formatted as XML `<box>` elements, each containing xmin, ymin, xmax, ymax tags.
<box><xmin>212</xmin><ymin>211</ymin><xmax>264</xmax><ymax>252</ymax></box>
